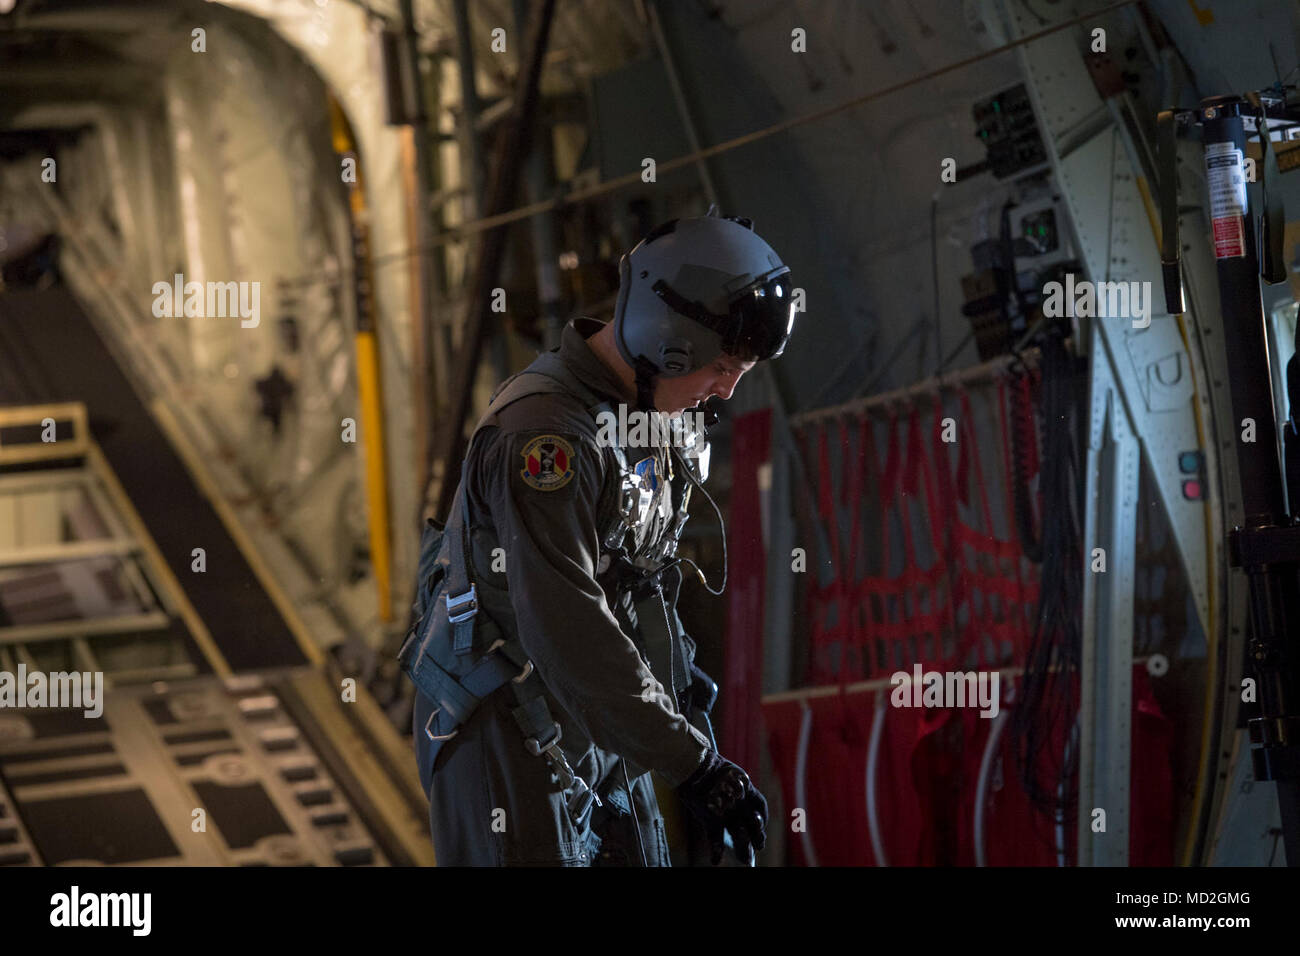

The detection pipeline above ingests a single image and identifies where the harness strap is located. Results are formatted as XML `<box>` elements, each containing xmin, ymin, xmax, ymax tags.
<box><xmin>444</xmin><ymin>350</ymin><xmax>619</xmax><ymax>656</ymax></box>
<box><xmin>445</xmin><ymin>459</ymin><xmax>476</xmax><ymax>656</ymax></box>
<box><xmin>428</xmin><ymin>347</ymin><xmax>640</xmax><ymax>810</ymax></box>
<box><xmin>508</xmin><ymin>668</ymin><xmax>602</xmax><ymax>819</ymax></box>
<box><xmin>1157</xmin><ymin>109</ymin><xmax>1185</xmax><ymax>314</ymax></box>
<box><xmin>1248</xmin><ymin>95</ymin><xmax>1287</xmax><ymax>285</ymax></box>
<box><xmin>416</xmin><ymin>641</ymin><xmax>525</xmax><ymax>734</ymax></box>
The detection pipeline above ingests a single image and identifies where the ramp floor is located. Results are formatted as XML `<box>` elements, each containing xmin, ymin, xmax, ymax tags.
<box><xmin>0</xmin><ymin>287</ymin><xmax>307</xmax><ymax>671</ymax></box>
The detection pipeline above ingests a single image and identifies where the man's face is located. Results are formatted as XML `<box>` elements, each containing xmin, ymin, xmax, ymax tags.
<box><xmin>654</xmin><ymin>353</ymin><xmax>756</xmax><ymax>414</ymax></box>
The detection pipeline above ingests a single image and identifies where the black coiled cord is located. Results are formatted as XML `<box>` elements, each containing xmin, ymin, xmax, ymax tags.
<box><xmin>1011</xmin><ymin>329</ymin><xmax>1084</xmax><ymax>837</ymax></box>
<box><xmin>1010</xmin><ymin>363</ymin><xmax>1044</xmax><ymax>564</ymax></box>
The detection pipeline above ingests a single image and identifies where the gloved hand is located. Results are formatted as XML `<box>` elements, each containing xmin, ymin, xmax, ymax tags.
<box><xmin>676</xmin><ymin>750</ymin><xmax>767</xmax><ymax>866</ymax></box>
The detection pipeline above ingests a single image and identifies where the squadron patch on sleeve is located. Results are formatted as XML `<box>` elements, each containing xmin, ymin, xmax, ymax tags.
<box><xmin>519</xmin><ymin>434</ymin><xmax>577</xmax><ymax>491</ymax></box>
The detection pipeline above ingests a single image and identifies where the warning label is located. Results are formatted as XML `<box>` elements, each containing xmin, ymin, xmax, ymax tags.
<box><xmin>1205</xmin><ymin>141</ymin><xmax>1246</xmax><ymax>259</ymax></box>
<box><xmin>1212</xmin><ymin>217</ymin><xmax>1244</xmax><ymax>259</ymax></box>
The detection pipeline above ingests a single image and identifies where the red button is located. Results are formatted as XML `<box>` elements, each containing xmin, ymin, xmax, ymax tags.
<box><xmin>1182</xmin><ymin>479</ymin><xmax>1202</xmax><ymax>500</ymax></box>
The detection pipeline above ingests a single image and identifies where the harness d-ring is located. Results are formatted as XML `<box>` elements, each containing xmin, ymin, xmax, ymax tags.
<box><xmin>425</xmin><ymin>640</ymin><xmax>534</xmax><ymax>742</ymax></box>
<box><xmin>424</xmin><ymin>706</ymin><xmax>459</xmax><ymax>742</ymax></box>
<box><xmin>486</xmin><ymin>637</ymin><xmax>534</xmax><ymax>683</ymax></box>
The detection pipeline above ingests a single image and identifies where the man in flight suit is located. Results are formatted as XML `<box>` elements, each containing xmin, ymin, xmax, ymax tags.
<box><xmin>400</xmin><ymin>210</ymin><xmax>797</xmax><ymax>865</ymax></box>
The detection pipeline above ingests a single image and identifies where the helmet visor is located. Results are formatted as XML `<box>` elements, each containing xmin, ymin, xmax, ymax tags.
<box><xmin>725</xmin><ymin>268</ymin><xmax>795</xmax><ymax>361</ymax></box>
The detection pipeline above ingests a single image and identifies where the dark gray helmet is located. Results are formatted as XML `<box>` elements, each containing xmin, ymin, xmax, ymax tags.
<box><xmin>613</xmin><ymin>210</ymin><xmax>795</xmax><ymax>384</ymax></box>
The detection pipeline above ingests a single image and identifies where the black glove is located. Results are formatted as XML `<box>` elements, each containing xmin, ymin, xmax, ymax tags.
<box><xmin>676</xmin><ymin>751</ymin><xmax>767</xmax><ymax>866</ymax></box>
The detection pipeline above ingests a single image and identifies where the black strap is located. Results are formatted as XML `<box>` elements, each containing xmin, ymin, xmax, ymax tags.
<box><xmin>1157</xmin><ymin>109</ymin><xmax>1186</xmax><ymax>314</ymax></box>
<box><xmin>633</xmin><ymin>355</ymin><xmax>658</xmax><ymax>413</ymax></box>
<box><xmin>479</xmin><ymin>350</ymin><xmax>608</xmax><ymax>423</ymax></box>
<box><xmin>650</xmin><ymin>278</ymin><xmax>734</xmax><ymax>348</ymax></box>
<box><xmin>417</xmin><ymin>642</ymin><xmax>521</xmax><ymax>730</ymax></box>
<box><xmin>1263</xmin><ymin>132</ymin><xmax>1286</xmax><ymax>284</ymax></box>
<box><xmin>1247</xmin><ymin>93</ymin><xmax>1287</xmax><ymax>284</ymax></box>
<box><xmin>507</xmin><ymin>668</ymin><xmax>601</xmax><ymax>817</ymax></box>
<box><xmin>431</xmin><ymin>349</ymin><xmax>628</xmax><ymax>810</ymax></box>
<box><xmin>443</xmin><ymin>352</ymin><xmax>630</xmax><ymax>651</ymax></box>
<box><xmin>445</xmin><ymin>459</ymin><xmax>477</xmax><ymax>656</ymax></box>
<box><xmin>528</xmin><ymin>350</ymin><xmax>605</xmax><ymax>410</ymax></box>
<box><xmin>444</xmin><ymin>352</ymin><xmax>602</xmax><ymax>657</ymax></box>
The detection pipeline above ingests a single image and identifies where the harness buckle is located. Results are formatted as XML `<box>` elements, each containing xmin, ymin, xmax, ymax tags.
<box><xmin>524</xmin><ymin>722</ymin><xmax>576</xmax><ymax>789</ymax></box>
<box><xmin>446</xmin><ymin>585</ymin><xmax>478</xmax><ymax>623</ymax></box>
<box><xmin>524</xmin><ymin>721</ymin><xmax>563</xmax><ymax>758</ymax></box>
<box><xmin>499</xmin><ymin>658</ymin><xmax>603</xmax><ymax>812</ymax></box>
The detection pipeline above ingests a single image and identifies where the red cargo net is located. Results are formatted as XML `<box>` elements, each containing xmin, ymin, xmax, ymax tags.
<box><xmin>798</xmin><ymin>379</ymin><xmax>1040</xmax><ymax>686</ymax></box>
<box><xmin>763</xmin><ymin>372</ymin><xmax>1174</xmax><ymax>867</ymax></box>
<box><xmin>764</xmin><ymin>376</ymin><xmax>1056</xmax><ymax>866</ymax></box>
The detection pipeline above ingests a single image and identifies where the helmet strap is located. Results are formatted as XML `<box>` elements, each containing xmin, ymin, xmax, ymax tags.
<box><xmin>633</xmin><ymin>355</ymin><xmax>659</xmax><ymax>413</ymax></box>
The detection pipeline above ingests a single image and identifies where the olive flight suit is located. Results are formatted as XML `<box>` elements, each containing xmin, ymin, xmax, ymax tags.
<box><xmin>404</xmin><ymin>317</ymin><xmax>716</xmax><ymax>866</ymax></box>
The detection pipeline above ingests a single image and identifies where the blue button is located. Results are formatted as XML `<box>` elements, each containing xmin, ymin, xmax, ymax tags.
<box><xmin>1179</xmin><ymin>451</ymin><xmax>1201</xmax><ymax>474</ymax></box>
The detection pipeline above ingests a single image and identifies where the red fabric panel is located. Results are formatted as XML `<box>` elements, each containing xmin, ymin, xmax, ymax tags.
<box><xmin>873</xmin><ymin>698</ymin><xmax>928</xmax><ymax>865</ymax></box>
<box><xmin>910</xmin><ymin>706</ymin><xmax>962</xmax><ymax>865</ymax></box>
<box><xmin>763</xmin><ymin>691</ymin><xmax>926</xmax><ymax>866</ymax></box>
<box><xmin>762</xmin><ymin>700</ymin><xmax>809</xmax><ymax>864</ymax></box>
<box><xmin>722</xmin><ymin>408</ymin><xmax>771</xmax><ymax>773</ymax></box>
<box><xmin>766</xmin><ymin>664</ymin><xmax>1173</xmax><ymax>867</ymax></box>
<box><xmin>955</xmin><ymin>695</ymin><xmax>1060</xmax><ymax>867</ymax></box>
<box><xmin>1130</xmin><ymin>667</ymin><xmax>1175</xmax><ymax>865</ymax></box>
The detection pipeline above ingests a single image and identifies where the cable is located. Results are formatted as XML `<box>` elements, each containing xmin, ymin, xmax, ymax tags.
<box><xmin>1001</xmin><ymin>198</ymin><xmax>1043</xmax><ymax>565</ymax></box>
<box><xmin>1010</xmin><ymin>329</ymin><xmax>1083</xmax><ymax>833</ymax></box>
<box><xmin>1010</xmin><ymin>363</ymin><xmax>1043</xmax><ymax>563</ymax></box>
<box><xmin>669</xmin><ymin>445</ymin><xmax>727</xmax><ymax>596</ymax></box>
<box><xmin>1054</xmin><ymin>716</ymin><xmax>1080</xmax><ymax>866</ymax></box>
<box><xmin>934</xmin><ymin>330</ymin><xmax>976</xmax><ymax>379</ymax></box>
